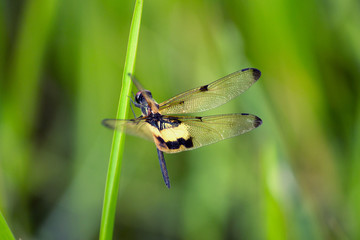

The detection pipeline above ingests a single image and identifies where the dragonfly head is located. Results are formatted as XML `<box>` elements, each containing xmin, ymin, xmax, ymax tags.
<box><xmin>135</xmin><ymin>90</ymin><xmax>159</xmax><ymax>116</ymax></box>
<box><xmin>135</xmin><ymin>90</ymin><xmax>152</xmax><ymax>106</ymax></box>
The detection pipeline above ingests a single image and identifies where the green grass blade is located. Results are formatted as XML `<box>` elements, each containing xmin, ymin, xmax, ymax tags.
<box><xmin>99</xmin><ymin>0</ymin><xmax>143</xmax><ymax>239</ymax></box>
<box><xmin>0</xmin><ymin>212</ymin><xmax>15</xmax><ymax>240</ymax></box>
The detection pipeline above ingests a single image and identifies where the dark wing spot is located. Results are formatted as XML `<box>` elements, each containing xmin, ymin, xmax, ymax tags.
<box><xmin>182</xmin><ymin>137</ymin><xmax>193</xmax><ymax>148</ymax></box>
<box><xmin>166</xmin><ymin>137</ymin><xmax>193</xmax><ymax>150</ymax></box>
<box><xmin>241</xmin><ymin>113</ymin><xmax>249</xmax><ymax>116</ymax></box>
<box><xmin>156</xmin><ymin>136</ymin><xmax>165</xmax><ymax>144</ymax></box>
<box><xmin>241</xmin><ymin>68</ymin><xmax>261</xmax><ymax>81</ymax></box>
<box><xmin>195</xmin><ymin>116</ymin><xmax>203</xmax><ymax>121</ymax></box>
<box><xmin>254</xmin><ymin>116</ymin><xmax>263</xmax><ymax>128</ymax></box>
<box><xmin>179</xmin><ymin>101</ymin><xmax>184</xmax><ymax>105</ymax></box>
<box><xmin>166</xmin><ymin>140</ymin><xmax>180</xmax><ymax>149</ymax></box>
<box><xmin>199</xmin><ymin>85</ymin><xmax>209</xmax><ymax>92</ymax></box>
<box><xmin>156</xmin><ymin>136</ymin><xmax>167</xmax><ymax>148</ymax></box>
<box><xmin>102</xmin><ymin>119</ymin><xmax>111</xmax><ymax>127</ymax></box>
<box><xmin>252</xmin><ymin>68</ymin><xmax>261</xmax><ymax>81</ymax></box>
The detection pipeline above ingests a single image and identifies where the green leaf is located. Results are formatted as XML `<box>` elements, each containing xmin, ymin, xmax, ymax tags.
<box><xmin>0</xmin><ymin>212</ymin><xmax>15</xmax><ymax>240</ymax></box>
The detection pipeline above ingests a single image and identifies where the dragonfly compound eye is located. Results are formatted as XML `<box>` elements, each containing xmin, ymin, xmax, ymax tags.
<box><xmin>135</xmin><ymin>91</ymin><xmax>143</xmax><ymax>104</ymax></box>
<box><xmin>136</xmin><ymin>90</ymin><xmax>153</xmax><ymax>104</ymax></box>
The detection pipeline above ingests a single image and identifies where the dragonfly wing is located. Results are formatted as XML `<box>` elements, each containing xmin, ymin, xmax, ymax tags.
<box><xmin>102</xmin><ymin>117</ymin><xmax>154</xmax><ymax>141</ymax></box>
<box><xmin>154</xmin><ymin>113</ymin><xmax>262</xmax><ymax>153</ymax></box>
<box><xmin>159</xmin><ymin>68</ymin><xmax>261</xmax><ymax>115</ymax></box>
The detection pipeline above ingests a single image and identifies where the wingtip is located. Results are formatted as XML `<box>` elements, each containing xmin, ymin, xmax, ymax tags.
<box><xmin>102</xmin><ymin>119</ymin><xmax>114</xmax><ymax>128</ymax></box>
<box><xmin>241</xmin><ymin>68</ymin><xmax>261</xmax><ymax>81</ymax></box>
<box><xmin>251</xmin><ymin>68</ymin><xmax>261</xmax><ymax>81</ymax></box>
<box><xmin>102</xmin><ymin>119</ymin><xmax>109</xmax><ymax>127</ymax></box>
<box><xmin>254</xmin><ymin>116</ymin><xmax>263</xmax><ymax>128</ymax></box>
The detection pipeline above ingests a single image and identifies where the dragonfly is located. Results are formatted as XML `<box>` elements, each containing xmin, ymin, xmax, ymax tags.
<box><xmin>102</xmin><ymin>68</ymin><xmax>262</xmax><ymax>188</ymax></box>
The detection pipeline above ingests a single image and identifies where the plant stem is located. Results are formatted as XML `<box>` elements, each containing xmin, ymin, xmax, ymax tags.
<box><xmin>99</xmin><ymin>1</ymin><xmax>143</xmax><ymax>239</ymax></box>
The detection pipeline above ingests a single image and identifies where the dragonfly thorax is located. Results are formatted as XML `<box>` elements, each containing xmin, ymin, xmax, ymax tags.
<box><xmin>145</xmin><ymin>113</ymin><xmax>181</xmax><ymax>131</ymax></box>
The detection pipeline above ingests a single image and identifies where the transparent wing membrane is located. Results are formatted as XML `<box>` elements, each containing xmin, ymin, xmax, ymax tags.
<box><xmin>159</xmin><ymin>68</ymin><xmax>261</xmax><ymax>114</ymax></box>
<box><xmin>155</xmin><ymin>114</ymin><xmax>262</xmax><ymax>153</ymax></box>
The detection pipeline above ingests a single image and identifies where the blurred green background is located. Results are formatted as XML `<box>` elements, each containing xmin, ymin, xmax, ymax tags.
<box><xmin>1</xmin><ymin>0</ymin><xmax>359</xmax><ymax>239</ymax></box>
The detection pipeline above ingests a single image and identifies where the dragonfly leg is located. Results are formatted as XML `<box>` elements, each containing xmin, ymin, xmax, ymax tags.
<box><xmin>156</xmin><ymin>148</ymin><xmax>170</xmax><ymax>188</ymax></box>
<box><xmin>128</xmin><ymin>96</ymin><xmax>137</xmax><ymax>118</ymax></box>
<box><xmin>129</xmin><ymin>93</ymin><xmax>142</xmax><ymax>108</ymax></box>
<box><xmin>128</xmin><ymin>93</ymin><xmax>143</xmax><ymax>118</ymax></box>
